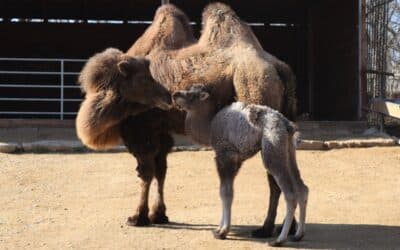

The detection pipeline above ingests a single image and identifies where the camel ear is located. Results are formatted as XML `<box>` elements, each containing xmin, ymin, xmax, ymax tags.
<box><xmin>199</xmin><ymin>91</ymin><xmax>209</xmax><ymax>101</ymax></box>
<box><xmin>117</xmin><ymin>60</ymin><xmax>133</xmax><ymax>78</ymax></box>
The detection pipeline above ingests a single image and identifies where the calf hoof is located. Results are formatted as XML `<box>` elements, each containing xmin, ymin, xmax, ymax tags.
<box><xmin>126</xmin><ymin>214</ymin><xmax>150</xmax><ymax>227</ymax></box>
<box><xmin>213</xmin><ymin>229</ymin><xmax>228</xmax><ymax>240</ymax></box>
<box><xmin>149</xmin><ymin>213</ymin><xmax>169</xmax><ymax>224</ymax></box>
<box><xmin>275</xmin><ymin>218</ymin><xmax>297</xmax><ymax>235</ymax></box>
<box><xmin>289</xmin><ymin>233</ymin><xmax>304</xmax><ymax>242</ymax></box>
<box><xmin>268</xmin><ymin>239</ymin><xmax>284</xmax><ymax>247</ymax></box>
<box><xmin>251</xmin><ymin>226</ymin><xmax>274</xmax><ymax>238</ymax></box>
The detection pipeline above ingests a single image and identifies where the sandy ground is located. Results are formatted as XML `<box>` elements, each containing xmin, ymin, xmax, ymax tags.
<box><xmin>1</xmin><ymin>147</ymin><xmax>400</xmax><ymax>250</ymax></box>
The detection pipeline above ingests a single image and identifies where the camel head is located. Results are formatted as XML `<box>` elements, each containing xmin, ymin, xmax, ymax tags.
<box><xmin>78</xmin><ymin>48</ymin><xmax>172</xmax><ymax>110</ymax></box>
<box><xmin>172</xmin><ymin>84</ymin><xmax>210</xmax><ymax>111</ymax></box>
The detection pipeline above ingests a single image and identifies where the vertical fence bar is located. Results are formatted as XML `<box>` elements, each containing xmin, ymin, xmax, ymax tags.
<box><xmin>366</xmin><ymin>0</ymin><xmax>393</xmax><ymax>129</ymax></box>
<box><xmin>60</xmin><ymin>60</ymin><xmax>64</xmax><ymax>120</ymax></box>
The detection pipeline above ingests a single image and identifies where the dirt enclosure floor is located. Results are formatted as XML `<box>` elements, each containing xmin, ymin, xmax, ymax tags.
<box><xmin>1</xmin><ymin>147</ymin><xmax>400</xmax><ymax>250</ymax></box>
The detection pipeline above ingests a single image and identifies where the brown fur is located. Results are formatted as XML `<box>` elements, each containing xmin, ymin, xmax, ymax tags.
<box><xmin>126</xmin><ymin>4</ymin><xmax>196</xmax><ymax>57</ymax></box>
<box><xmin>76</xmin><ymin>48</ymin><xmax>172</xmax><ymax>150</ymax></box>
<box><xmin>76</xmin><ymin>92</ymin><xmax>152</xmax><ymax>150</ymax></box>
<box><xmin>144</xmin><ymin>2</ymin><xmax>296</xmax><ymax>119</ymax></box>
<box><xmin>200</xmin><ymin>2</ymin><xmax>297</xmax><ymax>118</ymax></box>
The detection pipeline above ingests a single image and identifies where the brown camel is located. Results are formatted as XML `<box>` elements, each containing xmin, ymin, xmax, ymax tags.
<box><xmin>76</xmin><ymin>2</ymin><xmax>297</xmax><ymax>237</ymax></box>
<box><xmin>76</xmin><ymin>48</ymin><xmax>172</xmax><ymax>150</ymax></box>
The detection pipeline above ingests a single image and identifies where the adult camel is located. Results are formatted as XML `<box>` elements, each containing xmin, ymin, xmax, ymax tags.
<box><xmin>77</xmin><ymin>2</ymin><xmax>297</xmax><ymax>237</ymax></box>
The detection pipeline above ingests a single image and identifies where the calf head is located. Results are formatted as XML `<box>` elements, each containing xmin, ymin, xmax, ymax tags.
<box><xmin>79</xmin><ymin>48</ymin><xmax>172</xmax><ymax>110</ymax></box>
<box><xmin>172</xmin><ymin>84</ymin><xmax>210</xmax><ymax>111</ymax></box>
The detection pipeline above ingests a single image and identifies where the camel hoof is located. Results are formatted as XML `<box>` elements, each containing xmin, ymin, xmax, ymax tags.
<box><xmin>213</xmin><ymin>229</ymin><xmax>227</xmax><ymax>240</ymax></box>
<box><xmin>268</xmin><ymin>239</ymin><xmax>284</xmax><ymax>247</ymax></box>
<box><xmin>149</xmin><ymin>213</ymin><xmax>169</xmax><ymax>224</ymax></box>
<box><xmin>126</xmin><ymin>214</ymin><xmax>150</xmax><ymax>227</ymax></box>
<box><xmin>251</xmin><ymin>226</ymin><xmax>274</xmax><ymax>238</ymax></box>
<box><xmin>289</xmin><ymin>234</ymin><xmax>304</xmax><ymax>242</ymax></box>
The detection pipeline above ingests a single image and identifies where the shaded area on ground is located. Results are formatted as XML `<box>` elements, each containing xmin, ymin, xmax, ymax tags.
<box><xmin>156</xmin><ymin>222</ymin><xmax>400</xmax><ymax>249</ymax></box>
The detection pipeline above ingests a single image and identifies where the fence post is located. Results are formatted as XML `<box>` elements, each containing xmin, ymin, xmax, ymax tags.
<box><xmin>60</xmin><ymin>60</ymin><xmax>64</xmax><ymax>120</ymax></box>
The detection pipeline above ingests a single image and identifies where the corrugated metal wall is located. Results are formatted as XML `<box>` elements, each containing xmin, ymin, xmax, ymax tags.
<box><xmin>0</xmin><ymin>0</ymin><xmax>360</xmax><ymax>120</ymax></box>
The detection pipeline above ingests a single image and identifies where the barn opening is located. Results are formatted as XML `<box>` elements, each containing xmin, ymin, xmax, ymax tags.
<box><xmin>0</xmin><ymin>0</ymin><xmax>362</xmax><ymax>121</ymax></box>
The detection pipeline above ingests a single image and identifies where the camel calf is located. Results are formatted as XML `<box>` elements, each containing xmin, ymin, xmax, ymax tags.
<box><xmin>172</xmin><ymin>85</ymin><xmax>309</xmax><ymax>246</ymax></box>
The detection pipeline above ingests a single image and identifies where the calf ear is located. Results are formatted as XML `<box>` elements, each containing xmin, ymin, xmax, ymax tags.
<box><xmin>199</xmin><ymin>91</ymin><xmax>209</xmax><ymax>101</ymax></box>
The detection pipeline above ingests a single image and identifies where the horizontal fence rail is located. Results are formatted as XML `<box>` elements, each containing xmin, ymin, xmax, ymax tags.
<box><xmin>0</xmin><ymin>57</ymin><xmax>86</xmax><ymax>119</ymax></box>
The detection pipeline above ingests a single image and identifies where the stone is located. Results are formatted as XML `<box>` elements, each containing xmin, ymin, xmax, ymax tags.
<box><xmin>0</xmin><ymin>142</ymin><xmax>20</xmax><ymax>153</ymax></box>
<box><xmin>22</xmin><ymin>140</ymin><xmax>85</xmax><ymax>152</ymax></box>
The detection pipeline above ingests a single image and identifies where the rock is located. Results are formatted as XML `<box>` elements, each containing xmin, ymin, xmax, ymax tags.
<box><xmin>22</xmin><ymin>140</ymin><xmax>85</xmax><ymax>152</ymax></box>
<box><xmin>0</xmin><ymin>142</ymin><xmax>20</xmax><ymax>153</ymax></box>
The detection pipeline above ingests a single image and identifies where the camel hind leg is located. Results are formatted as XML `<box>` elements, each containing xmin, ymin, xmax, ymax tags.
<box><xmin>287</xmin><ymin>137</ymin><xmax>309</xmax><ymax>242</ymax></box>
<box><xmin>252</xmin><ymin>173</ymin><xmax>298</xmax><ymax>238</ymax></box>
<box><xmin>261</xmin><ymin>137</ymin><xmax>297</xmax><ymax>246</ymax></box>
<box><xmin>292</xmin><ymin>184</ymin><xmax>308</xmax><ymax>242</ymax></box>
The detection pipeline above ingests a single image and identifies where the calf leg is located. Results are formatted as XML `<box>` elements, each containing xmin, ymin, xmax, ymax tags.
<box><xmin>292</xmin><ymin>184</ymin><xmax>308</xmax><ymax>241</ymax></box>
<box><xmin>213</xmin><ymin>150</ymin><xmax>241</xmax><ymax>239</ymax></box>
<box><xmin>287</xmin><ymin>143</ymin><xmax>309</xmax><ymax>242</ymax></box>
<box><xmin>261</xmin><ymin>138</ymin><xmax>297</xmax><ymax>246</ymax></box>
<box><xmin>149</xmin><ymin>133</ymin><xmax>173</xmax><ymax>224</ymax></box>
<box><xmin>252</xmin><ymin>174</ymin><xmax>298</xmax><ymax>238</ymax></box>
<box><xmin>269</xmin><ymin>187</ymin><xmax>297</xmax><ymax>247</ymax></box>
<box><xmin>252</xmin><ymin>174</ymin><xmax>281</xmax><ymax>237</ymax></box>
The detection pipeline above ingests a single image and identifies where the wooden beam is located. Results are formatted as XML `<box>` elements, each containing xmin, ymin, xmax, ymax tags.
<box><xmin>371</xmin><ymin>99</ymin><xmax>400</xmax><ymax>119</ymax></box>
<box><xmin>359</xmin><ymin>0</ymin><xmax>368</xmax><ymax>120</ymax></box>
<box><xmin>307</xmin><ymin>3</ymin><xmax>315</xmax><ymax>118</ymax></box>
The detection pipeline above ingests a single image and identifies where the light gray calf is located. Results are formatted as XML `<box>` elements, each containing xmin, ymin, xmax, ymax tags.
<box><xmin>173</xmin><ymin>84</ymin><xmax>309</xmax><ymax>246</ymax></box>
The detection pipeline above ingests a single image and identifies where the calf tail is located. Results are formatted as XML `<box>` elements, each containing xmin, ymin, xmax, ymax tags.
<box><xmin>285</xmin><ymin>119</ymin><xmax>300</xmax><ymax>148</ymax></box>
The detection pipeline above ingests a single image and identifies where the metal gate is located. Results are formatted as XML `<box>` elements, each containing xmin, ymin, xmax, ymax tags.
<box><xmin>0</xmin><ymin>58</ymin><xmax>85</xmax><ymax>119</ymax></box>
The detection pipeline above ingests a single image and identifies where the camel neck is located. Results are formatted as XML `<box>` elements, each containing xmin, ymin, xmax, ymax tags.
<box><xmin>185</xmin><ymin>100</ymin><xmax>216</xmax><ymax>146</ymax></box>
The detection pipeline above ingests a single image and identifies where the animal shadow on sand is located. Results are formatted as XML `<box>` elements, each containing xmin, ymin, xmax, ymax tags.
<box><xmin>155</xmin><ymin>222</ymin><xmax>400</xmax><ymax>249</ymax></box>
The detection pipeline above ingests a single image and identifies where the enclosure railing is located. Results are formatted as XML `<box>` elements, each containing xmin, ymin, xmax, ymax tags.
<box><xmin>365</xmin><ymin>0</ymin><xmax>395</xmax><ymax>129</ymax></box>
<box><xmin>0</xmin><ymin>57</ymin><xmax>86</xmax><ymax>120</ymax></box>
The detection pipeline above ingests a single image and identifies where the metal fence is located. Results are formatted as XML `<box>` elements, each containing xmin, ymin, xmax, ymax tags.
<box><xmin>0</xmin><ymin>58</ymin><xmax>86</xmax><ymax>119</ymax></box>
<box><xmin>366</xmin><ymin>0</ymin><xmax>394</xmax><ymax>127</ymax></box>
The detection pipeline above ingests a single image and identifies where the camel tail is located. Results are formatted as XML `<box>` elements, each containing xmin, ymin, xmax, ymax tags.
<box><xmin>276</xmin><ymin>63</ymin><xmax>297</xmax><ymax>121</ymax></box>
